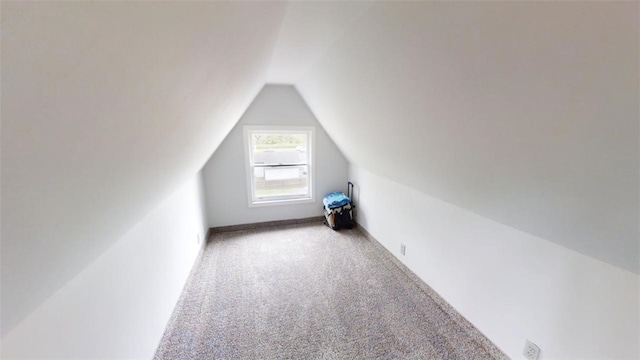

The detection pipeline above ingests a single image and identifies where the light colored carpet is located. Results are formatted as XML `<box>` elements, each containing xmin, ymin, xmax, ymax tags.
<box><xmin>154</xmin><ymin>222</ymin><xmax>506</xmax><ymax>359</ymax></box>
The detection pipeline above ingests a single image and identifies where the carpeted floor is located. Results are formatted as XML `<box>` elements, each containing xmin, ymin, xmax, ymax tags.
<box><xmin>154</xmin><ymin>222</ymin><xmax>506</xmax><ymax>359</ymax></box>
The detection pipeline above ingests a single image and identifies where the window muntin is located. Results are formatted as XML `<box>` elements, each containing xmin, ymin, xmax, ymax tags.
<box><xmin>244</xmin><ymin>126</ymin><xmax>314</xmax><ymax>206</ymax></box>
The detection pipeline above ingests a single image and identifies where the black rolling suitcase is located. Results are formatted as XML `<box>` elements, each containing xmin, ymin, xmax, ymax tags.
<box><xmin>323</xmin><ymin>182</ymin><xmax>355</xmax><ymax>230</ymax></box>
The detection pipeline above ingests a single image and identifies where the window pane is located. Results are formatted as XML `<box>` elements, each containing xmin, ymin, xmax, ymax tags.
<box><xmin>251</xmin><ymin>133</ymin><xmax>308</xmax><ymax>166</ymax></box>
<box><xmin>245</xmin><ymin>127</ymin><xmax>313</xmax><ymax>204</ymax></box>
<box><xmin>254</xmin><ymin>165</ymin><xmax>309</xmax><ymax>199</ymax></box>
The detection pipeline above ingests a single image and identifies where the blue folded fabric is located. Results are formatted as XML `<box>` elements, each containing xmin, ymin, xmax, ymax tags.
<box><xmin>323</xmin><ymin>191</ymin><xmax>351</xmax><ymax>209</ymax></box>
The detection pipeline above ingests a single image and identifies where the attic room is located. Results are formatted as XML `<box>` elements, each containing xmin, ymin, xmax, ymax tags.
<box><xmin>1</xmin><ymin>1</ymin><xmax>638</xmax><ymax>359</ymax></box>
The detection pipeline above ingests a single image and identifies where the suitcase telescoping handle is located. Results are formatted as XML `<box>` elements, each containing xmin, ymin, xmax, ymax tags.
<box><xmin>348</xmin><ymin>182</ymin><xmax>354</xmax><ymax>201</ymax></box>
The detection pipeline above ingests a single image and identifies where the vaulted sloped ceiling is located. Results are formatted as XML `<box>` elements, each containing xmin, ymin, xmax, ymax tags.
<box><xmin>266</xmin><ymin>1</ymin><xmax>372</xmax><ymax>84</ymax></box>
<box><xmin>2</xmin><ymin>0</ymin><xmax>638</xmax><ymax>340</ymax></box>
<box><xmin>297</xmin><ymin>2</ymin><xmax>639</xmax><ymax>273</ymax></box>
<box><xmin>1</xmin><ymin>1</ymin><xmax>286</xmax><ymax>335</ymax></box>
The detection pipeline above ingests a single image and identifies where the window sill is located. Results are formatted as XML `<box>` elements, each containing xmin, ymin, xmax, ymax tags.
<box><xmin>249</xmin><ymin>197</ymin><xmax>315</xmax><ymax>208</ymax></box>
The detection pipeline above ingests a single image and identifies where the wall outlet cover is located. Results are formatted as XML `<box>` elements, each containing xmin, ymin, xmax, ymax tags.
<box><xmin>523</xmin><ymin>339</ymin><xmax>540</xmax><ymax>360</ymax></box>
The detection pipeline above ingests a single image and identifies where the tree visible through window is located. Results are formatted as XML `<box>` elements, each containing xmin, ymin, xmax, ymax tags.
<box><xmin>244</xmin><ymin>126</ymin><xmax>314</xmax><ymax>206</ymax></box>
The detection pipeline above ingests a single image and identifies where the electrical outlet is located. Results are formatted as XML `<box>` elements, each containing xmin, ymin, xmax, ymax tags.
<box><xmin>197</xmin><ymin>233</ymin><xmax>201</xmax><ymax>245</ymax></box>
<box><xmin>400</xmin><ymin>243</ymin><xmax>406</xmax><ymax>256</ymax></box>
<box><xmin>523</xmin><ymin>339</ymin><xmax>540</xmax><ymax>360</ymax></box>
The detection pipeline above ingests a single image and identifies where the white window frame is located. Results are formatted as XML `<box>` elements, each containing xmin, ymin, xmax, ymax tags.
<box><xmin>243</xmin><ymin>125</ymin><xmax>315</xmax><ymax>207</ymax></box>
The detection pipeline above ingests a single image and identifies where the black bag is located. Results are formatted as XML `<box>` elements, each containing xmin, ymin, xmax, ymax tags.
<box><xmin>323</xmin><ymin>182</ymin><xmax>355</xmax><ymax>230</ymax></box>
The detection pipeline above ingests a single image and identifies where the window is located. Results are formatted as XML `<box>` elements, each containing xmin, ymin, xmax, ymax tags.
<box><xmin>243</xmin><ymin>126</ymin><xmax>315</xmax><ymax>206</ymax></box>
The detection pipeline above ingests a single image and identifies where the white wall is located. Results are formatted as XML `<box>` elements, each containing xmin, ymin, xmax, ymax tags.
<box><xmin>297</xmin><ymin>2</ymin><xmax>639</xmax><ymax>273</ymax></box>
<box><xmin>350</xmin><ymin>165</ymin><xmax>639</xmax><ymax>360</ymax></box>
<box><xmin>202</xmin><ymin>85</ymin><xmax>348</xmax><ymax>227</ymax></box>
<box><xmin>1</xmin><ymin>173</ymin><xmax>208</xmax><ymax>359</ymax></box>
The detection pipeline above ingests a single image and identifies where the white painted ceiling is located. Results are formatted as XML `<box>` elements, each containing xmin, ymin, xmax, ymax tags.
<box><xmin>1</xmin><ymin>1</ymin><xmax>287</xmax><ymax>335</ymax></box>
<box><xmin>296</xmin><ymin>2</ymin><xmax>639</xmax><ymax>273</ymax></box>
<box><xmin>2</xmin><ymin>0</ymin><xmax>638</xmax><ymax>338</ymax></box>
<box><xmin>266</xmin><ymin>2</ymin><xmax>372</xmax><ymax>84</ymax></box>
